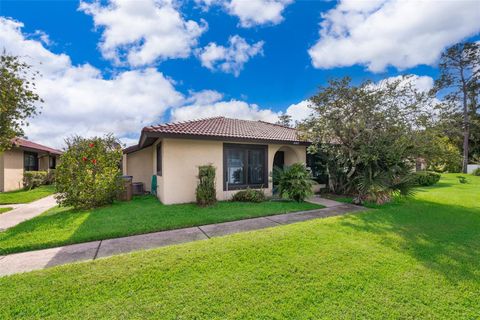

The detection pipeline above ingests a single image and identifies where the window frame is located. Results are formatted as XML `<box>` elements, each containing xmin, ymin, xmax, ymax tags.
<box><xmin>156</xmin><ymin>142</ymin><xmax>162</xmax><ymax>176</ymax></box>
<box><xmin>223</xmin><ymin>143</ymin><xmax>268</xmax><ymax>191</ymax></box>
<box><xmin>24</xmin><ymin>151</ymin><xmax>39</xmax><ymax>171</ymax></box>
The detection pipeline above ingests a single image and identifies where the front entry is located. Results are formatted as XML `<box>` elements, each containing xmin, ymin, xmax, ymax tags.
<box><xmin>273</xmin><ymin>151</ymin><xmax>284</xmax><ymax>170</ymax></box>
<box><xmin>272</xmin><ymin>151</ymin><xmax>285</xmax><ymax>194</ymax></box>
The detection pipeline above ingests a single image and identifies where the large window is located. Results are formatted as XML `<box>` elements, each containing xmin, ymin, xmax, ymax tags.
<box><xmin>156</xmin><ymin>143</ymin><xmax>162</xmax><ymax>176</ymax></box>
<box><xmin>24</xmin><ymin>152</ymin><xmax>38</xmax><ymax>171</ymax></box>
<box><xmin>223</xmin><ymin>144</ymin><xmax>267</xmax><ymax>190</ymax></box>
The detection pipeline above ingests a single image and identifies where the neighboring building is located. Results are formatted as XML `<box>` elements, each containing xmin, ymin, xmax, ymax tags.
<box><xmin>123</xmin><ymin>117</ymin><xmax>309</xmax><ymax>204</ymax></box>
<box><xmin>0</xmin><ymin>138</ymin><xmax>62</xmax><ymax>192</ymax></box>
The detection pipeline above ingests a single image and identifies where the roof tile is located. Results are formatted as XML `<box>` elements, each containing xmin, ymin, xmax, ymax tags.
<box><xmin>143</xmin><ymin>117</ymin><xmax>305</xmax><ymax>143</ymax></box>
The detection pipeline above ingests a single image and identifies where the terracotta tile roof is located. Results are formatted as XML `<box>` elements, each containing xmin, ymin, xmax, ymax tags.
<box><xmin>142</xmin><ymin>117</ymin><xmax>307</xmax><ymax>143</ymax></box>
<box><xmin>12</xmin><ymin>138</ymin><xmax>62</xmax><ymax>155</ymax></box>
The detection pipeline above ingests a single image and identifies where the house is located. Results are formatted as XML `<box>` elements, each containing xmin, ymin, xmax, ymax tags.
<box><xmin>123</xmin><ymin>117</ymin><xmax>309</xmax><ymax>204</ymax></box>
<box><xmin>0</xmin><ymin>138</ymin><xmax>62</xmax><ymax>192</ymax></box>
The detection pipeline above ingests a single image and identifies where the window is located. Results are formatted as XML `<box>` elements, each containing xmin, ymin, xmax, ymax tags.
<box><xmin>156</xmin><ymin>143</ymin><xmax>162</xmax><ymax>176</ymax></box>
<box><xmin>49</xmin><ymin>156</ymin><xmax>56</xmax><ymax>169</ymax></box>
<box><xmin>24</xmin><ymin>152</ymin><xmax>38</xmax><ymax>171</ymax></box>
<box><xmin>223</xmin><ymin>144</ymin><xmax>267</xmax><ymax>190</ymax></box>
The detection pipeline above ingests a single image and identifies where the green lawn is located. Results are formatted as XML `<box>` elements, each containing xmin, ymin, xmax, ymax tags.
<box><xmin>0</xmin><ymin>185</ymin><xmax>55</xmax><ymax>204</ymax></box>
<box><xmin>0</xmin><ymin>207</ymin><xmax>13</xmax><ymax>214</ymax></box>
<box><xmin>0</xmin><ymin>198</ymin><xmax>322</xmax><ymax>254</ymax></box>
<box><xmin>0</xmin><ymin>174</ymin><xmax>478</xmax><ymax>319</ymax></box>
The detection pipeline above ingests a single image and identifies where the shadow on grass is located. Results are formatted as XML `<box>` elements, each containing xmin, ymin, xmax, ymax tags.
<box><xmin>0</xmin><ymin>207</ymin><xmax>91</xmax><ymax>254</ymax></box>
<box><xmin>340</xmin><ymin>198</ymin><xmax>480</xmax><ymax>283</ymax></box>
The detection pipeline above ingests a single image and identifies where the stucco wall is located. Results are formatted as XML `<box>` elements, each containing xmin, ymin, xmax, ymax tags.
<box><xmin>2</xmin><ymin>149</ymin><xmax>24</xmax><ymax>191</ymax></box>
<box><xmin>125</xmin><ymin>146</ymin><xmax>154</xmax><ymax>192</ymax></box>
<box><xmin>161</xmin><ymin>138</ymin><xmax>223</xmax><ymax>204</ymax></box>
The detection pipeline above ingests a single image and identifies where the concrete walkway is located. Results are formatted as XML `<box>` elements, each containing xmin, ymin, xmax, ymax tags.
<box><xmin>0</xmin><ymin>200</ymin><xmax>366</xmax><ymax>277</ymax></box>
<box><xmin>306</xmin><ymin>195</ymin><xmax>350</xmax><ymax>208</ymax></box>
<box><xmin>0</xmin><ymin>195</ymin><xmax>57</xmax><ymax>231</ymax></box>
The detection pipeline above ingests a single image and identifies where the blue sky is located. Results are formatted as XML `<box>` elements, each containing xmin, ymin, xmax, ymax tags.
<box><xmin>0</xmin><ymin>0</ymin><xmax>479</xmax><ymax>147</ymax></box>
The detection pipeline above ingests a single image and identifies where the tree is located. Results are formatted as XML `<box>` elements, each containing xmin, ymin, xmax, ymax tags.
<box><xmin>0</xmin><ymin>53</ymin><xmax>42</xmax><ymax>151</ymax></box>
<box><xmin>300</xmin><ymin>76</ymin><xmax>435</xmax><ymax>204</ymax></box>
<box><xmin>276</xmin><ymin>112</ymin><xmax>293</xmax><ymax>127</ymax></box>
<box><xmin>435</xmin><ymin>42</ymin><xmax>480</xmax><ymax>173</ymax></box>
<box><xmin>55</xmin><ymin>135</ymin><xmax>123</xmax><ymax>210</ymax></box>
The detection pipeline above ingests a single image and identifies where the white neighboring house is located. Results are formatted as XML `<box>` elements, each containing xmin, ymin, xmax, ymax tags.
<box><xmin>467</xmin><ymin>164</ymin><xmax>480</xmax><ymax>174</ymax></box>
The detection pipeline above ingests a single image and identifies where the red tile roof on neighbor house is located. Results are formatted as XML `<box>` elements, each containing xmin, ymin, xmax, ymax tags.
<box><xmin>142</xmin><ymin>117</ymin><xmax>307</xmax><ymax>143</ymax></box>
<box><xmin>12</xmin><ymin>138</ymin><xmax>62</xmax><ymax>155</ymax></box>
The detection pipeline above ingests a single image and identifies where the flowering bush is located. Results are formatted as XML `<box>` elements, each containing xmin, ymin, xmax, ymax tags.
<box><xmin>55</xmin><ymin>134</ymin><xmax>123</xmax><ymax>209</ymax></box>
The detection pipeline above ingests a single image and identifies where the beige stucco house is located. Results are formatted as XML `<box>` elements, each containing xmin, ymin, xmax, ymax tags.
<box><xmin>123</xmin><ymin>117</ymin><xmax>309</xmax><ymax>205</ymax></box>
<box><xmin>0</xmin><ymin>138</ymin><xmax>62</xmax><ymax>192</ymax></box>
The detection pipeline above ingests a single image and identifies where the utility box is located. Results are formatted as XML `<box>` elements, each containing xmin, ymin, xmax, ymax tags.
<box><xmin>119</xmin><ymin>175</ymin><xmax>133</xmax><ymax>201</ymax></box>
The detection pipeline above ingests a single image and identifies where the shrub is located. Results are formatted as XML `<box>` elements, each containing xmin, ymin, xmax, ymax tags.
<box><xmin>231</xmin><ymin>188</ymin><xmax>266</xmax><ymax>203</ymax></box>
<box><xmin>55</xmin><ymin>134</ymin><xmax>123</xmax><ymax>210</ymax></box>
<box><xmin>23</xmin><ymin>171</ymin><xmax>48</xmax><ymax>190</ymax></box>
<box><xmin>414</xmin><ymin>171</ymin><xmax>441</xmax><ymax>186</ymax></box>
<box><xmin>458</xmin><ymin>176</ymin><xmax>468</xmax><ymax>184</ymax></box>
<box><xmin>45</xmin><ymin>169</ymin><xmax>56</xmax><ymax>185</ymax></box>
<box><xmin>354</xmin><ymin>170</ymin><xmax>417</xmax><ymax>205</ymax></box>
<box><xmin>472</xmin><ymin>168</ymin><xmax>480</xmax><ymax>176</ymax></box>
<box><xmin>196</xmin><ymin>165</ymin><xmax>216</xmax><ymax>206</ymax></box>
<box><xmin>275</xmin><ymin>163</ymin><xmax>313</xmax><ymax>202</ymax></box>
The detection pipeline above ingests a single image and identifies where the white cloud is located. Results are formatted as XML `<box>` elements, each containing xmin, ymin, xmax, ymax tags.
<box><xmin>196</xmin><ymin>0</ymin><xmax>293</xmax><ymax>27</ymax></box>
<box><xmin>197</xmin><ymin>35</ymin><xmax>264</xmax><ymax>76</ymax></box>
<box><xmin>171</xmin><ymin>95</ymin><xmax>279</xmax><ymax>122</ymax></box>
<box><xmin>286</xmin><ymin>100</ymin><xmax>313</xmax><ymax>122</ymax></box>
<box><xmin>377</xmin><ymin>75</ymin><xmax>434</xmax><ymax>92</ymax></box>
<box><xmin>226</xmin><ymin>0</ymin><xmax>293</xmax><ymax>27</ymax></box>
<box><xmin>0</xmin><ymin>17</ymin><xmax>183</xmax><ymax>148</ymax></box>
<box><xmin>79</xmin><ymin>0</ymin><xmax>207</xmax><ymax>66</ymax></box>
<box><xmin>185</xmin><ymin>89</ymin><xmax>224</xmax><ymax>105</ymax></box>
<box><xmin>309</xmin><ymin>0</ymin><xmax>480</xmax><ymax>72</ymax></box>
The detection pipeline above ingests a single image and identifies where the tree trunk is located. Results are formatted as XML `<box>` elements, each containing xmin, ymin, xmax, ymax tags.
<box><xmin>461</xmin><ymin>69</ymin><xmax>470</xmax><ymax>173</ymax></box>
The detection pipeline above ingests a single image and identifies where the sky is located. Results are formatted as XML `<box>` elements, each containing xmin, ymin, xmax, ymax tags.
<box><xmin>0</xmin><ymin>0</ymin><xmax>479</xmax><ymax>148</ymax></box>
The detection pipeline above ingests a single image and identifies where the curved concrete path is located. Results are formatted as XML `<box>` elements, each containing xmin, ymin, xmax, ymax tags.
<box><xmin>0</xmin><ymin>200</ymin><xmax>367</xmax><ymax>277</ymax></box>
<box><xmin>0</xmin><ymin>195</ymin><xmax>57</xmax><ymax>231</ymax></box>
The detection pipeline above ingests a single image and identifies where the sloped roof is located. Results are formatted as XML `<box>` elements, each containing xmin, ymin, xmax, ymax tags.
<box><xmin>12</xmin><ymin>138</ymin><xmax>62</xmax><ymax>155</ymax></box>
<box><xmin>142</xmin><ymin>117</ymin><xmax>305</xmax><ymax>143</ymax></box>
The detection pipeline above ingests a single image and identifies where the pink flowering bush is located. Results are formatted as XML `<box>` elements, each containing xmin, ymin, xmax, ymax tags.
<box><xmin>55</xmin><ymin>134</ymin><xmax>123</xmax><ymax>209</ymax></box>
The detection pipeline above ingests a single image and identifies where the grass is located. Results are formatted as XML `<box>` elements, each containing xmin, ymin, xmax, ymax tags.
<box><xmin>0</xmin><ymin>198</ymin><xmax>322</xmax><ymax>254</ymax></box>
<box><xmin>0</xmin><ymin>173</ymin><xmax>478</xmax><ymax>319</ymax></box>
<box><xmin>0</xmin><ymin>207</ymin><xmax>13</xmax><ymax>214</ymax></box>
<box><xmin>0</xmin><ymin>185</ymin><xmax>55</xmax><ymax>204</ymax></box>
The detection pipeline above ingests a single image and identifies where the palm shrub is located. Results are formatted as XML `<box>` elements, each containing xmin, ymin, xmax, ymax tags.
<box><xmin>55</xmin><ymin>134</ymin><xmax>123</xmax><ymax>210</ymax></box>
<box><xmin>275</xmin><ymin>163</ymin><xmax>313</xmax><ymax>202</ymax></box>
<box><xmin>354</xmin><ymin>167</ymin><xmax>416</xmax><ymax>205</ymax></box>
<box><xmin>196</xmin><ymin>165</ymin><xmax>216</xmax><ymax>206</ymax></box>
